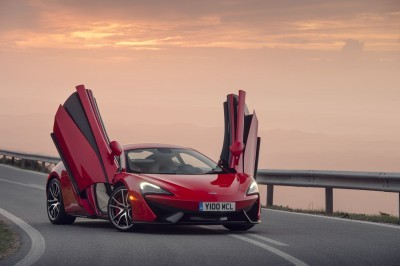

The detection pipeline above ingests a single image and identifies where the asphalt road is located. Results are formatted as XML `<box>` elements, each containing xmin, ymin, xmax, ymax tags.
<box><xmin>0</xmin><ymin>164</ymin><xmax>399</xmax><ymax>266</ymax></box>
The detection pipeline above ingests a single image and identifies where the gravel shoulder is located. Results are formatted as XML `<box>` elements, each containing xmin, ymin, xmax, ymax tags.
<box><xmin>0</xmin><ymin>220</ymin><xmax>20</xmax><ymax>260</ymax></box>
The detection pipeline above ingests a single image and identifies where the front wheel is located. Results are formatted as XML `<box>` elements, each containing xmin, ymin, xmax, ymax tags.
<box><xmin>46</xmin><ymin>178</ymin><xmax>76</xmax><ymax>224</ymax></box>
<box><xmin>108</xmin><ymin>186</ymin><xmax>134</xmax><ymax>232</ymax></box>
<box><xmin>223</xmin><ymin>224</ymin><xmax>255</xmax><ymax>231</ymax></box>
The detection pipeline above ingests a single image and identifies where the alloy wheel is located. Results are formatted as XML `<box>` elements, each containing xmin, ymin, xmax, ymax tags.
<box><xmin>108</xmin><ymin>187</ymin><xmax>133</xmax><ymax>230</ymax></box>
<box><xmin>47</xmin><ymin>180</ymin><xmax>61</xmax><ymax>220</ymax></box>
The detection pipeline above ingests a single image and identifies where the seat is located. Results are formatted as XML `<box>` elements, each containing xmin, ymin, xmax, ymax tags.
<box><xmin>153</xmin><ymin>158</ymin><xmax>175</xmax><ymax>173</ymax></box>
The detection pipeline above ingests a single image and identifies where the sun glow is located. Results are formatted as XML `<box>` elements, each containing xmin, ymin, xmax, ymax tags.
<box><xmin>0</xmin><ymin>3</ymin><xmax>399</xmax><ymax>52</ymax></box>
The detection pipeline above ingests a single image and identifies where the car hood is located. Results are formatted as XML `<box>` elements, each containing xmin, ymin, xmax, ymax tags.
<box><xmin>138</xmin><ymin>173</ymin><xmax>246</xmax><ymax>196</ymax></box>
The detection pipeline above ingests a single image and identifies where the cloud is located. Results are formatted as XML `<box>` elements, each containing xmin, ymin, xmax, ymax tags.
<box><xmin>342</xmin><ymin>39</ymin><xmax>364</xmax><ymax>53</ymax></box>
<box><xmin>0</xmin><ymin>0</ymin><xmax>399</xmax><ymax>51</ymax></box>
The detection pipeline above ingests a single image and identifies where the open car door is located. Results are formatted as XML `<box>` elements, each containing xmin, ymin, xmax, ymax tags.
<box><xmin>219</xmin><ymin>90</ymin><xmax>261</xmax><ymax>178</ymax></box>
<box><xmin>51</xmin><ymin>85</ymin><xmax>119</xmax><ymax>194</ymax></box>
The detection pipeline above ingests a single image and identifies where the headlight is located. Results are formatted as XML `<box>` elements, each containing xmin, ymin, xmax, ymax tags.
<box><xmin>140</xmin><ymin>182</ymin><xmax>173</xmax><ymax>195</ymax></box>
<box><xmin>246</xmin><ymin>181</ymin><xmax>259</xmax><ymax>195</ymax></box>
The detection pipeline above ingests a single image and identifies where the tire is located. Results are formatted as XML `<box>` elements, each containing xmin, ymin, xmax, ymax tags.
<box><xmin>47</xmin><ymin>178</ymin><xmax>76</xmax><ymax>225</ymax></box>
<box><xmin>108</xmin><ymin>186</ymin><xmax>135</xmax><ymax>232</ymax></box>
<box><xmin>223</xmin><ymin>224</ymin><xmax>255</xmax><ymax>231</ymax></box>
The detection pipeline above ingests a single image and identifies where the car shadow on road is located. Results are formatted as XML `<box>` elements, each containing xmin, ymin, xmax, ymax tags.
<box><xmin>72</xmin><ymin>219</ymin><xmax>254</xmax><ymax>236</ymax></box>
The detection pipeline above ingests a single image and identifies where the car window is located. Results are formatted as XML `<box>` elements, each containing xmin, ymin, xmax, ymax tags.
<box><xmin>179</xmin><ymin>153</ymin><xmax>210</xmax><ymax>169</ymax></box>
<box><xmin>171</xmin><ymin>156</ymin><xmax>180</xmax><ymax>164</ymax></box>
<box><xmin>125</xmin><ymin>148</ymin><xmax>225</xmax><ymax>175</ymax></box>
<box><xmin>127</xmin><ymin>150</ymin><xmax>153</xmax><ymax>160</ymax></box>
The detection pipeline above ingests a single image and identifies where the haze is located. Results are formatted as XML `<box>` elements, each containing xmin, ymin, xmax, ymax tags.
<box><xmin>0</xmin><ymin>0</ymin><xmax>399</xmax><ymax>215</ymax></box>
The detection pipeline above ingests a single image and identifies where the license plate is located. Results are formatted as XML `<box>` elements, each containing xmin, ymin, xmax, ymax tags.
<box><xmin>199</xmin><ymin>202</ymin><xmax>235</xmax><ymax>212</ymax></box>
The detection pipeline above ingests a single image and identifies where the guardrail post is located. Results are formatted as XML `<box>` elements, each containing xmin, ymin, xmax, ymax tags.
<box><xmin>31</xmin><ymin>160</ymin><xmax>35</xmax><ymax>170</ymax></box>
<box><xmin>41</xmin><ymin>161</ymin><xmax>46</xmax><ymax>173</ymax></box>
<box><xmin>11</xmin><ymin>156</ymin><xmax>15</xmax><ymax>165</ymax></box>
<box><xmin>267</xmin><ymin>185</ymin><xmax>274</xmax><ymax>206</ymax></box>
<box><xmin>325</xmin><ymin>188</ymin><xmax>333</xmax><ymax>214</ymax></box>
<box><xmin>1</xmin><ymin>155</ymin><xmax>5</xmax><ymax>164</ymax></box>
<box><xmin>21</xmin><ymin>159</ymin><xmax>25</xmax><ymax>168</ymax></box>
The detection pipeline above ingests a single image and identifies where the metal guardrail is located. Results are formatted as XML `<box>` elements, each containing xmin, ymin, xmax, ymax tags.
<box><xmin>256</xmin><ymin>169</ymin><xmax>400</xmax><ymax>218</ymax></box>
<box><xmin>0</xmin><ymin>149</ymin><xmax>60</xmax><ymax>173</ymax></box>
<box><xmin>1</xmin><ymin>149</ymin><xmax>399</xmax><ymax>217</ymax></box>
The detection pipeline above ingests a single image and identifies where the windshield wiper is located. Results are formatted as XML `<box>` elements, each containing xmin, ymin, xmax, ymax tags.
<box><xmin>204</xmin><ymin>167</ymin><xmax>224</xmax><ymax>174</ymax></box>
<box><xmin>156</xmin><ymin>172</ymin><xmax>178</xmax><ymax>175</ymax></box>
<box><xmin>130</xmin><ymin>170</ymin><xmax>142</xmax><ymax>174</ymax></box>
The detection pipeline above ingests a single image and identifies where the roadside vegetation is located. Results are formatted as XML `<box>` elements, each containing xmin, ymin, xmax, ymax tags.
<box><xmin>0</xmin><ymin>220</ymin><xmax>19</xmax><ymax>259</ymax></box>
<box><xmin>266</xmin><ymin>205</ymin><xmax>400</xmax><ymax>225</ymax></box>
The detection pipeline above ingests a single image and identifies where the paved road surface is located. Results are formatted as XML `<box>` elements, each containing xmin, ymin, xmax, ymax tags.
<box><xmin>0</xmin><ymin>164</ymin><xmax>399</xmax><ymax>265</ymax></box>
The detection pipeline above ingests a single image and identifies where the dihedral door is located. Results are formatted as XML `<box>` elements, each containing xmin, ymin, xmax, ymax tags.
<box><xmin>51</xmin><ymin>85</ymin><xmax>118</xmax><ymax>194</ymax></box>
<box><xmin>219</xmin><ymin>90</ymin><xmax>261</xmax><ymax>177</ymax></box>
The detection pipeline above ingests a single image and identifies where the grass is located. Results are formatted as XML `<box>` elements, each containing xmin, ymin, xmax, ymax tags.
<box><xmin>0</xmin><ymin>220</ymin><xmax>19</xmax><ymax>259</ymax></box>
<box><xmin>266</xmin><ymin>205</ymin><xmax>400</xmax><ymax>225</ymax></box>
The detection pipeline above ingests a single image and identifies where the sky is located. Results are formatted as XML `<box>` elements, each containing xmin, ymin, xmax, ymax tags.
<box><xmin>0</xmin><ymin>0</ymin><xmax>398</xmax><ymax>135</ymax></box>
<box><xmin>0</xmin><ymin>0</ymin><xmax>399</xmax><ymax>214</ymax></box>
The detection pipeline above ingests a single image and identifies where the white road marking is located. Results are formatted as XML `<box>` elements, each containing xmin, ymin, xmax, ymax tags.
<box><xmin>200</xmin><ymin>226</ymin><xmax>308</xmax><ymax>266</ymax></box>
<box><xmin>0</xmin><ymin>178</ymin><xmax>45</xmax><ymax>190</ymax></box>
<box><xmin>0</xmin><ymin>208</ymin><xmax>46</xmax><ymax>266</ymax></box>
<box><xmin>0</xmin><ymin>164</ymin><xmax>47</xmax><ymax>176</ymax></box>
<box><xmin>248</xmin><ymin>233</ymin><xmax>288</xmax><ymax>246</ymax></box>
<box><xmin>230</xmin><ymin>234</ymin><xmax>308</xmax><ymax>266</ymax></box>
<box><xmin>266</xmin><ymin>208</ymin><xmax>400</xmax><ymax>230</ymax></box>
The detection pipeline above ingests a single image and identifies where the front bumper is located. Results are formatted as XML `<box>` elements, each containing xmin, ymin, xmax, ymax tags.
<box><xmin>142</xmin><ymin>195</ymin><xmax>260</xmax><ymax>225</ymax></box>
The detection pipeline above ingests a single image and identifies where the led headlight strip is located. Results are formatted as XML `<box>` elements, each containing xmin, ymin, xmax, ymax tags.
<box><xmin>140</xmin><ymin>182</ymin><xmax>173</xmax><ymax>195</ymax></box>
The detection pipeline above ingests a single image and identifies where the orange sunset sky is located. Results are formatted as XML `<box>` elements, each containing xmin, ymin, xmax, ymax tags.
<box><xmin>0</xmin><ymin>1</ymin><xmax>399</xmax><ymax>214</ymax></box>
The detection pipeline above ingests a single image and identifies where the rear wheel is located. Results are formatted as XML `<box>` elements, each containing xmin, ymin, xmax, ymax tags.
<box><xmin>223</xmin><ymin>224</ymin><xmax>255</xmax><ymax>231</ymax></box>
<box><xmin>108</xmin><ymin>186</ymin><xmax>134</xmax><ymax>232</ymax></box>
<box><xmin>47</xmin><ymin>178</ymin><xmax>76</xmax><ymax>224</ymax></box>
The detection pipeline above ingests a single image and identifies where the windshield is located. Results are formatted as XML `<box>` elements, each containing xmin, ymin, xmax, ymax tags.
<box><xmin>125</xmin><ymin>148</ymin><xmax>225</xmax><ymax>175</ymax></box>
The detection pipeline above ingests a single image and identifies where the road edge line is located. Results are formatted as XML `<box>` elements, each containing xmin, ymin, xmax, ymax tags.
<box><xmin>0</xmin><ymin>178</ymin><xmax>45</xmax><ymax>190</ymax></box>
<box><xmin>0</xmin><ymin>208</ymin><xmax>45</xmax><ymax>266</ymax></box>
<box><xmin>265</xmin><ymin>208</ymin><xmax>400</xmax><ymax>229</ymax></box>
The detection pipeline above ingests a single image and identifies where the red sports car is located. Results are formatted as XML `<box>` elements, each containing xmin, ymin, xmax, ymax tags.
<box><xmin>47</xmin><ymin>85</ymin><xmax>261</xmax><ymax>231</ymax></box>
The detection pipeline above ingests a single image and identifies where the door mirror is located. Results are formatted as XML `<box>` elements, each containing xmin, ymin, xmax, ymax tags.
<box><xmin>229</xmin><ymin>141</ymin><xmax>245</xmax><ymax>157</ymax></box>
<box><xmin>110</xmin><ymin>141</ymin><xmax>122</xmax><ymax>157</ymax></box>
<box><xmin>229</xmin><ymin>141</ymin><xmax>245</xmax><ymax>166</ymax></box>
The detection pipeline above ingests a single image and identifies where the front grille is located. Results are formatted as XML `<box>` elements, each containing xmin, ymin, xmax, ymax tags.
<box><xmin>145</xmin><ymin>198</ymin><xmax>257</xmax><ymax>224</ymax></box>
<box><xmin>180</xmin><ymin>211</ymin><xmax>247</xmax><ymax>223</ymax></box>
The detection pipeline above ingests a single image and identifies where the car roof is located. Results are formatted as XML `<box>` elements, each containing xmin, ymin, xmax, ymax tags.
<box><xmin>122</xmin><ymin>143</ymin><xmax>191</xmax><ymax>150</ymax></box>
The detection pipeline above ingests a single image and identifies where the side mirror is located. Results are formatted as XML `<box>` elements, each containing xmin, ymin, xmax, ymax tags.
<box><xmin>229</xmin><ymin>141</ymin><xmax>245</xmax><ymax>166</ymax></box>
<box><xmin>110</xmin><ymin>141</ymin><xmax>122</xmax><ymax>157</ymax></box>
<box><xmin>229</xmin><ymin>141</ymin><xmax>245</xmax><ymax>157</ymax></box>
